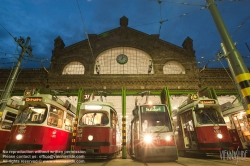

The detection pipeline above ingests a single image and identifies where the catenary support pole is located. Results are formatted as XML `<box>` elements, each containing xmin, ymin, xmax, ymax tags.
<box><xmin>206</xmin><ymin>0</ymin><xmax>250</xmax><ymax>117</ymax></box>
<box><xmin>220</xmin><ymin>43</ymin><xmax>248</xmax><ymax>110</ymax></box>
<box><xmin>0</xmin><ymin>37</ymin><xmax>32</xmax><ymax>112</ymax></box>
<box><xmin>122</xmin><ymin>87</ymin><xmax>127</xmax><ymax>159</ymax></box>
<box><xmin>71</xmin><ymin>87</ymin><xmax>84</xmax><ymax>151</ymax></box>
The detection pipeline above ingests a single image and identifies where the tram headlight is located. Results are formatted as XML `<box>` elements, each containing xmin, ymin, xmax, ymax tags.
<box><xmin>166</xmin><ymin>136</ymin><xmax>171</xmax><ymax>141</ymax></box>
<box><xmin>143</xmin><ymin>134</ymin><xmax>152</xmax><ymax>143</ymax></box>
<box><xmin>217</xmin><ymin>133</ymin><xmax>223</xmax><ymax>139</ymax></box>
<box><xmin>16</xmin><ymin>134</ymin><xmax>23</xmax><ymax>140</ymax></box>
<box><xmin>88</xmin><ymin>135</ymin><xmax>93</xmax><ymax>141</ymax></box>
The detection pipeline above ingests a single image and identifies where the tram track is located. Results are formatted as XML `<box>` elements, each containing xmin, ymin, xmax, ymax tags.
<box><xmin>101</xmin><ymin>159</ymin><xmax>112</xmax><ymax>166</ymax></box>
<box><xmin>143</xmin><ymin>161</ymin><xmax>188</xmax><ymax>166</ymax></box>
<box><xmin>174</xmin><ymin>161</ymin><xmax>189</xmax><ymax>166</ymax></box>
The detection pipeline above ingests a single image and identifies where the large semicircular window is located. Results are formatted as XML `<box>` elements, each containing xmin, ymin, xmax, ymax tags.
<box><xmin>94</xmin><ymin>47</ymin><xmax>153</xmax><ymax>74</ymax></box>
<box><xmin>62</xmin><ymin>61</ymin><xmax>85</xmax><ymax>75</ymax></box>
<box><xmin>163</xmin><ymin>61</ymin><xmax>185</xmax><ymax>74</ymax></box>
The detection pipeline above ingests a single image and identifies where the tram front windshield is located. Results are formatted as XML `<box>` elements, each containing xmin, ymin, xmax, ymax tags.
<box><xmin>79</xmin><ymin>112</ymin><xmax>109</xmax><ymax>126</ymax></box>
<box><xmin>195</xmin><ymin>108</ymin><xmax>225</xmax><ymax>125</ymax></box>
<box><xmin>140</xmin><ymin>105</ymin><xmax>172</xmax><ymax>133</ymax></box>
<box><xmin>14</xmin><ymin>107</ymin><xmax>47</xmax><ymax>124</ymax></box>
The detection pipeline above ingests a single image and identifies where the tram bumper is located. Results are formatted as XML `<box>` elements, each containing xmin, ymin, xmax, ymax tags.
<box><xmin>5</xmin><ymin>144</ymin><xmax>43</xmax><ymax>151</ymax></box>
<box><xmin>141</xmin><ymin>146</ymin><xmax>178</xmax><ymax>161</ymax></box>
<box><xmin>199</xmin><ymin>142</ymin><xmax>234</xmax><ymax>152</ymax></box>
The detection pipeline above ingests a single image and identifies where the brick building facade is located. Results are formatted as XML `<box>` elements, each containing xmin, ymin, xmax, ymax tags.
<box><xmin>0</xmin><ymin>16</ymin><xmax>236</xmax><ymax>95</ymax></box>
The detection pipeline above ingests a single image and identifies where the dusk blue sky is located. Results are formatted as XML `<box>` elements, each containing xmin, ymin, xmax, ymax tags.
<box><xmin>0</xmin><ymin>0</ymin><xmax>250</xmax><ymax>69</ymax></box>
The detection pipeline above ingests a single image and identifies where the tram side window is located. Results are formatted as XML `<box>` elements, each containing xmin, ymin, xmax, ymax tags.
<box><xmin>111</xmin><ymin>111</ymin><xmax>117</xmax><ymax>129</ymax></box>
<box><xmin>1</xmin><ymin>111</ymin><xmax>17</xmax><ymax>130</ymax></box>
<box><xmin>101</xmin><ymin>113</ymin><xmax>109</xmax><ymax>126</ymax></box>
<box><xmin>180</xmin><ymin>111</ymin><xmax>194</xmax><ymax>135</ymax></box>
<box><xmin>223</xmin><ymin>116</ymin><xmax>232</xmax><ymax>129</ymax></box>
<box><xmin>48</xmin><ymin>106</ymin><xmax>64</xmax><ymax>128</ymax></box>
<box><xmin>65</xmin><ymin>113</ymin><xmax>74</xmax><ymax>132</ymax></box>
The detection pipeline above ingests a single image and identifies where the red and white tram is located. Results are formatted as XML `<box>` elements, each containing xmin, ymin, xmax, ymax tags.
<box><xmin>127</xmin><ymin>103</ymin><xmax>178</xmax><ymax>161</ymax></box>
<box><xmin>221</xmin><ymin>102</ymin><xmax>250</xmax><ymax>150</ymax></box>
<box><xmin>0</xmin><ymin>99</ymin><xmax>19</xmax><ymax>152</ymax></box>
<box><xmin>75</xmin><ymin>101</ymin><xmax>121</xmax><ymax>158</ymax></box>
<box><xmin>172</xmin><ymin>94</ymin><xmax>234</xmax><ymax>156</ymax></box>
<box><xmin>5</xmin><ymin>93</ymin><xmax>76</xmax><ymax>152</ymax></box>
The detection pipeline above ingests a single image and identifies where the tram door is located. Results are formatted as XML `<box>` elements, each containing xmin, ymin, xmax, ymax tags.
<box><xmin>130</xmin><ymin>120</ymin><xmax>135</xmax><ymax>155</ymax></box>
<box><xmin>132</xmin><ymin>117</ymin><xmax>140</xmax><ymax>157</ymax></box>
<box><xmin>224</xmin><ymin>115</ymin><xmax>242</xmax><ymax>149</ymax></box>
<box><xmin>180</xmin><ymin>110</ymin><xmax>196</xmax><ymax>149</ymax></box>
<box><xmin>110</xmin><ymin>110</ymin><xmax>117</xmax><ymax>149</ymax></box>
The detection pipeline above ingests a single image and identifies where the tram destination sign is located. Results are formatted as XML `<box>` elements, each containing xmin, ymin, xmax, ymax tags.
<box><xmin>142</xmin><ymin>105</ymin><xmax>165</xmax><ymax>112</ymax></box>
<box><xmin>25</xmin><ymin>97</ymin><xmax>43</xmax><ymax>102</ymax></box>
<box><xmin>199</xmin><ymin>100</ymin><xmax>216</xmax><ymax>104</ymax></box>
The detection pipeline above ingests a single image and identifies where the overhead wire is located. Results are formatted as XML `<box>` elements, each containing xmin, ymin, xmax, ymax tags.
<box><xmin>131</xmin><ymin>6</ymin><xmax>207</xmax><ymax>30</ymax></box>
<box><xmin>0</xmin><ymin>40</ymin><xmax>23</xmax><ymax>100</ymax></box>
<box><xmin>0</xmin><ymin>23</ymin><xmax>19</xmax><ymax>68</ymax></box>
<box><xmin>215</xmin><ymin>53</ymin><xmax>241</xmax><ymax>99</ymax></box>
<box><xmin>76</xmin><ymin>0</ymin><xmax>94</xmax><ymax>61</ymax></box>
<box><xmin>149</xmin><ymin>0</ymin><xmax>206</xmax><ymax>7</ymax></box>
<box><xmin>0</xmin><ymin>1</ymin><xmax>212</xmax><ymax>67</ymax></box>
<box><xmin>197</xmin><ymin>12</ymin><xmax>250</xmax><ymax>96</ymax></box>
<box><xmin>154</xmin><ymin>0</ymin><xmax>250</xmax><ymax>92</ymax></box>
<box><xmin>231</xmin><ymin>16</ymin><xmax>250</xmax><ymax>38</ymax></box>
<box><xmin>158</xmin><ymin>0</ymin><xmax>163</xmax><ymax>35</ymax></box>
<box><xmin>1</xmin><ymin>0</ymin><xmax>249</xmax><ymax>69</ymax></box>
<box><xmin>91</xmin><ymin>1</ymin><xmax>208</xmax><ymax>40</ymax></box>
<box><xmin>198</xmin><ymin>14</ymin><xmax>250</xmax><ymax>67</ymax></box>
<box><xmin>0</xmin><ymin>23</ymin><xmax>15</xmax><ymax>39</ymax></box>
<box><xmin>150</xmin><ymin>0</ymin><xmax>208</xmax><ymax>54</ymax></box>
<box><xmin>151</xmin><ymin>0</ymin><xmax>250</xmax><ymax>4</ymax></box>
<box><xmin>0</xmin><ymin>25</ymin><xmax>50</xmax><ymax>69</ymax></box>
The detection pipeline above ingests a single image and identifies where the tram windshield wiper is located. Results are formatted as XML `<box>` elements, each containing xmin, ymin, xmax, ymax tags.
<box><xmin>157</xmin><ymin>125</ymin><xmax>169</xmax><ymax>133</ymax></box>
<box><xmin>147</xmin><ymin>125</ymin><xmax>169</xmax><ymax>133</ymax></box>
<box><xmin>203</xmin><ymin>111</ymin><xmax>219</xmax><ymax>127</ymax></box>
<box><xmin>23</xmin><ymin>108</ymin><xmax>33</xmax><ymax>124</ymax></box>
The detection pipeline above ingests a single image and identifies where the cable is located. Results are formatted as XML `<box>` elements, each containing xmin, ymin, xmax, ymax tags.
<box><xmin>217</xmin><ymin>54</ymin><xmax>240</xmax><ymax>97</ymax></box>
<box><xmin>198</xmin><ymin>13</ymin><xmax>250</xmax><ymax>68</ymax></box>
<box><xmin>231</xmin><ymin>16</ymin><xmax>250</xmax><ymax>38</ymax></box>
<box><xmin>149</xmin><ymin>0</ymin><xmax>206</xmax><ymax>7</ymax></box>
<box><xmin>0</xmin><ymin>23</ymin><xmax>15</xmax><ymax>39</ymax></box>
<box><xmin>0</xmin><ymin>42</ymin><xmax>20</xmax><ymax>100</ymax></box>
<box><xmin>76</xmin><ymin>0</ymin><xmax>94</xmax><ymax>60</ymax></box>
<box><xmin>158</xmin><ymin>0</ymin><xmax>163</xmax><ymax>35</ymax></box>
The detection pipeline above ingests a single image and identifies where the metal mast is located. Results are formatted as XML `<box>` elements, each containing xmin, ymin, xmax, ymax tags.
<box><xmin>0</xmin><ymin>37</ymin><xmax>32</xmax><ymax>112</ymax></box>
<box><xmin>206</xmin><ymin>0</ymin><xmax>250</xmax><ymax>117</ymax></box>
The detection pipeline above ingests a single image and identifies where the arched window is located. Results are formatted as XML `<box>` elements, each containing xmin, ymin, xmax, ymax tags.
<box><xmin>94</xmin><ymin>47</ymin><xmax>153</xmax><ymax>74</ymax></box>
<box><xmin>62</xmin><ymin>61</ymin><xmax>85</xmax><ymax>75</ymax></box>
<box><xmin>163</xmin><ymin>61</ymin><xmax>185</xmax><ymax>74</ymax></box>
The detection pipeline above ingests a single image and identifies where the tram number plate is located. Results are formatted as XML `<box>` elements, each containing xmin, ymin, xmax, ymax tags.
<box><xmin>86</xmin><ymin>149</ymin><xmax>94</xmax><ymax>154</ymax></box>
